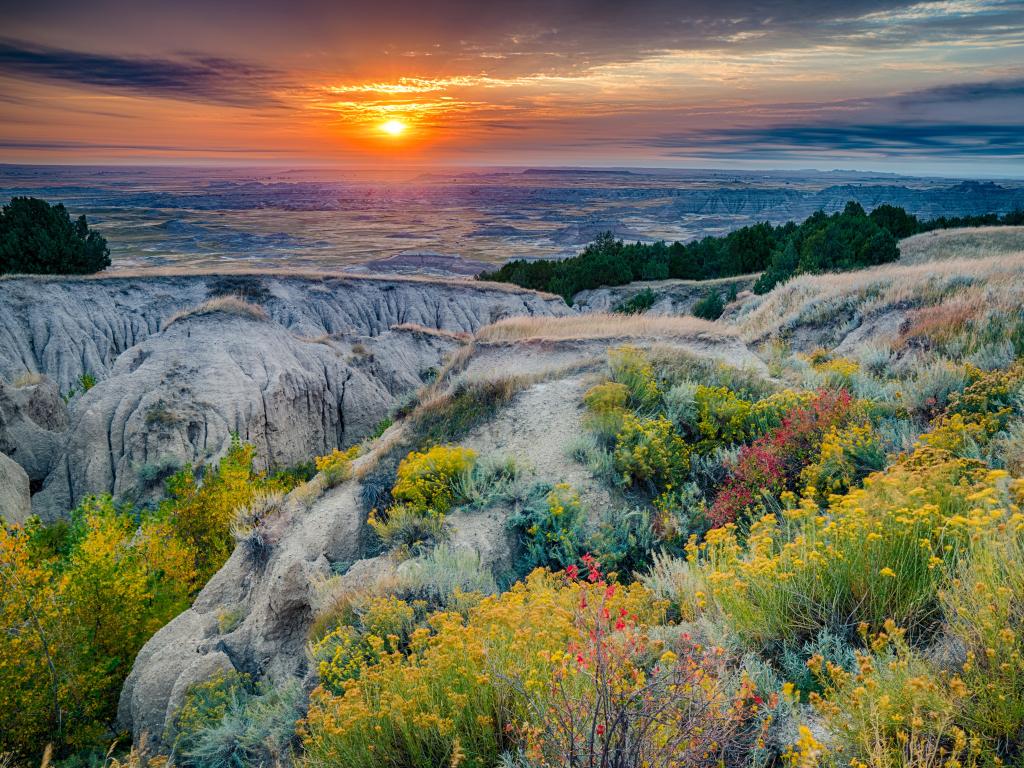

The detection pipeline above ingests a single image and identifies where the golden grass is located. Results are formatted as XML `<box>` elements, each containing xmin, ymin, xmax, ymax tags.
<box><xmin>12</xmin><ymin>371</ymin><xmax>45</xmax><ymax>388</ymax></box>
<box><xmin>474</xmin><ymin>313</ymin><xmax>736</xmax><ymax>343</ymax></box>
<box><xmin>161</xmin><ymin>295</ymin><xmax>269</xmax><ymax>329</ymax></box>
<box><xmin>736</xmin><ymin>252</ymin><xmax>1024</xmax><ymax>342</ymax></box>
<box><xmin>390</xmin><ymin>322</ymin><xmax>472</xmax><ymax>342</ymax></box>
<box><xmin>898</xmin><ymin>226</ymin><xmax>1024</xmax><ymax>265</ymax></box>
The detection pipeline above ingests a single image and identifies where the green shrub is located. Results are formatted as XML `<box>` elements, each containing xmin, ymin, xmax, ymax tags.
<box><xmin>612</xmin><ymin>288</ymin><xmax>657</xmax><ymax>315</ymax></box>
<box><xmin>452</xmin><ymin>454</ymin><xmax>526</xmax><ymax>511</ymax></box>
<box><xmin>587</xmin><ymin>506</ymin><xmax>661</xmax><ymax>578</ymax></box>
<box><xmin>172</xmin><ymin>671</ymin><xmax>303</xmax><ymax>768</ymax></box>
<box><xmin>778</xmin><ymin>628</ymin><xmax>857</xmax><ymax>699</ymax></box>
<box><xmin>692</xmin><ymin>290</ymin><xmax>725</xmax><ymax>320</ymax></box>
<box><xmin>369</xmin><ymin>503</ymin><xmax>448</xmax><ymax>551</ymax></box>
<box><xmin>507</xmin><ymin>482</ymin><xmax>587</xmax><ymax>577</ymax></box>
<box><xmin>0</xmin><ymin>197</ymin><xmax>110</xmax><ymax>275</ymax></box>
<box><xmin>568</xmin><ymin>432</ymin><xmax>620</xmax><ymax>486</ymax></box>
<box><xmin>370</xmin><ymin>417</ymin><xmax>393</xmax><ymax>439</ymax></box>
<box><xmin>410</xmin><ymin>377</ymin><xmax>522</xmax><ymax>445</ymax></box>
<box><xmin>394</xmin><ymin>544</ymin><xmax>498</xmax><ymax>609</ymax></box>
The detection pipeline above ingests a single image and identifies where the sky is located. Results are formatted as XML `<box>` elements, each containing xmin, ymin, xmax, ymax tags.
<box><xmin>0</xmin><ymin>0</ymin><xmax>1023</xmax><ymax>174</ymax></box>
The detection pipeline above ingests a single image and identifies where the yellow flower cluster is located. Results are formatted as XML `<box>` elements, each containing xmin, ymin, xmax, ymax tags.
<box><xmin>692</xmin><ymin>437</ymin><xmax>1011</xmax><ymax>645</ymax></box>
<box><xmin>369</xmin><ymin>444</ymin><xmax>476</xmax><ymax>549</ymax></box>
<box><xmin>810</xmin><ymin>621</ymin><xmax>984</xmax><ymax>768</ymax></box>
<box><xmin>613</xmin><ymin>413</ymin><xmax>690</xmax><ymax>489</ymax></box>
<box><xmin>301</xmin><ymin>571</ymin><xmax>662</xmax><ymax>768</ymax></box>
<box><xmin>608</xmin><ymin>345</ymin><xmax>661</xmax><ymax>408</ymax></box>
<box><xmin>392</xmin><ymin>444</ymin><xmax>477</xmax><ymax>516</ymax></box>
<box><xmin>315</xmin><ymin>444</ymin><xmax>362</xmax><ymax>487</ymax></box>
<box><xmin>0</xmin><ymin>498</ymin><xmax>196</xmax><ymax>756</ymax></box>
<box><xmin>800</xmin><ymin>422</ymin><xmax>886</xmax><ymax>503</ymax></box>
<box><xmin>811</xmin><ymin>355</ymin><xmax>860</xmax><ymax>384</ymax></box>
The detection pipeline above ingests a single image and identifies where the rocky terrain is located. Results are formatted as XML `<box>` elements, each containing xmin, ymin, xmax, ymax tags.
<box><xmin>0</xmin><ymin>273</ymin><xmax>568</xmax><ymax>520</ymax></box>
<box><xmin>573</xmin><ymin>274</ymin><xmax>756</xmax><ymax>314</ymax></box>
<box><xmin>117</xmin><ymin>315</ymin><xmax>757</xmax><ymax>748</ymax></box>
<box><xmin>114</xmin><ymin>229</ymin><xmax>1024</xmax><ymax>749</ymax></box>
<box><xmin>6</xmin><ymin>227</ymin><xmax>1024</xmax><ymax>765</ymax></box>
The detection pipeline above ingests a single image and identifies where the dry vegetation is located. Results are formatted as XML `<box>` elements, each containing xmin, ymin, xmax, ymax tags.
<box><xmin>161</xmin><ymin>295</ymin><xmax>269</xmax><ymax>329</ymax></box>
<box><xmin>475</xmin><ymin>312</ymin><xmax>735</xmax><ymax>343</ymax></box>
<box><xmin>898</xmin><ymin>225</ymin><xmax>1024</xmax><ymax>264</ymax></box>
<box><xmin>735</xmin><ymin>252</ymin><xmax>1024</xmax><ymax>343</ymax></box>
<box><xmin>389</xmin><ymin>322</ymin><xmax>472</xmax><ymax>341</ymax></box>
<box><xmin>11</xmin><ymin>371</ymin><xmax>44</xmax><ymax>388</ymax></box>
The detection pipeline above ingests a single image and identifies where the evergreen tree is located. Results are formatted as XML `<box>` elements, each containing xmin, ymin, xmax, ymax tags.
<box><xmin>0</xmin><ymin>197</ymin><xmax>110</xmax><ymax>275</ymax></box>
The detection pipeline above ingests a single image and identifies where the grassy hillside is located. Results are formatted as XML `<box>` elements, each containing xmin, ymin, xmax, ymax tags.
<box><xmin>898</xmin><ymin>225</ymin><xmax>1024</xmax><ymax>264</ymax></box>
<box><xmin>5</xmin><ymin>228</ymin><xmax>1024</xmax><ymax>767</ymax></box>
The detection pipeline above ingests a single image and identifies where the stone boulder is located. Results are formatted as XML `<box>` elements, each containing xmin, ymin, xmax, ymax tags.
<box><xmin>0</xmin><ymin>452</ymin><xmax>30</xmax><ymax>524</ymax></box>
<box><xmin>0</xmin><ymin>377</ymin><xmax>68</xmax><ymax>482</ymax></box>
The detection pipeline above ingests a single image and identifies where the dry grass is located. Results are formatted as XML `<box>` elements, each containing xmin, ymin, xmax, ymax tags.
<box><xmin>474</xmin><ymin>313</ymin><xmax>736</xmax><ymax>343</ymax></box>
<box><xmin>12</xmin><ymin>371</ymin><xmax>45</xmax><ymax>388</ymax></box>
<box><xmin>390</xmin><ymin>322</ymin><xmax>472</xmax><ymax>342</ymax></box>
<box><xmin>897</xmin><ymin>299</ymin><xmax>978</xmax><ymax>347</ymax></box>
<box><xmin>899</xmin><ymin>226</ymin><xmax>1024</xmax><ymax>264</ymax></box>
<box><xmin>161</xmin><ymin>295</ymin><xmax>269</xmax><ymax>329</ymax></box>
<box><xmin>736</xmin><ymin>252</ymin><xmax>1024</xmax><ymax>343</ymax></box>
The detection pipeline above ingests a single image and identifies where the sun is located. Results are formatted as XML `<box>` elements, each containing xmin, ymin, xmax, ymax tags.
<box><xmin>380</xmin><ymin>119</ymin><xmax>408</xmax><ymax>137</ymax></box>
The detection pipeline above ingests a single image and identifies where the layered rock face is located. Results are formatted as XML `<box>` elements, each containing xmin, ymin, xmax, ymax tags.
<box><xmin>0</xmin><ymin>273</ymin><xmax>569</xmax><ymax>519</ymax></box>
<box><xmin>0</xmin><ymin>274</ymin><xmax>565</xmax><ymax>392</ymax></box>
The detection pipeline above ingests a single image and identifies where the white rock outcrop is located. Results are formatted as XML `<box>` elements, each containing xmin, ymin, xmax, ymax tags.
<box><xmin>0</xmin><ymin>274</ymin><xmax>569</xmax><ymax>519</ymax></box>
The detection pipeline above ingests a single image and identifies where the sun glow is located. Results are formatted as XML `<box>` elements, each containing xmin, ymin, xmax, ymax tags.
<box><xmin>380</xmin><ymin>119</ymin><xmax>408</xmax><ymax>136</ymax></box>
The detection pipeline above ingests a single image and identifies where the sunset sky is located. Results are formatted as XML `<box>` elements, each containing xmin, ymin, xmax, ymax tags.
<box><xmin>1</xmin><ymin>0</ymin><xmax>1023</xmax><ymax>173</ymax></box>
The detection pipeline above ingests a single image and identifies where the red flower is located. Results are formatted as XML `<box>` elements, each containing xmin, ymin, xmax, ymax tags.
<box><xmin>565</xmin><ymin>564</ymin><xmax>579</xmax><ymax>580</ymax></box>
<box><xmin>596</xmin><ymin>724</ymin><xmax>605</xmax><ymax>736</ymax></box>
<box><xmin>708</xmin><ymin>389</ymin><xmax>853</xmax><ymax>527</ymax></box>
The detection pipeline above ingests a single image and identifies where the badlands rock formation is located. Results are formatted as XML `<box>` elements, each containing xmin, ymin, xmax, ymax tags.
<box><xmin>0</xmin><ymin>273</ymin><xmax>569</xmax><ymax>519</ymax></box>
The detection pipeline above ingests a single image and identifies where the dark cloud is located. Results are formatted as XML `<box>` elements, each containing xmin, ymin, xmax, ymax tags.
<box><xmin>635</xmin><ymin>77</ymin><xmax>1024</xmax><ymax>160</ymax></box>
<box><xmin>649</xmin><ymin>123</ymin><xmax>1024</xmax><ymax>158</ymax></box>
<box><xmin>0</xmin><ymin>138</ymin><xmax>280</xmax><ymax>153</ymax></box>
<box><xmin>0</xmin><ymin>38</ymin><xmax>288</xmax><ymax>106</ymax></box>
<box><xmin>6</xmin><ymin>0</ymin><xmax>1024</xmax><ymax>78</ymax></box>
<box><xmin>896</xmin><ymin>78</ymin><xmax>1024</xmax><ymax>106</ymax></box>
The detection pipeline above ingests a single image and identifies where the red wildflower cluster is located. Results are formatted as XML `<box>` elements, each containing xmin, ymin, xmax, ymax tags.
<box><xmin>525</xmin><ymin>586</ymin><xmax>771</xmax><ymax>768</ymax></box>
<box><xmin>708</xmin><ymin>389</ymin><xmax>854</xmax><ymax>528</ymax></box>
<box><xmin>565</xmin><ymin>553</ymin><xmax>603</xmax><ymax>585</ymax></box>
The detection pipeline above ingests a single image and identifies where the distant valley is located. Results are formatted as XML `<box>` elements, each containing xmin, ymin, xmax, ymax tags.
<box><xmin>3</xmin><ymin>165</ymin><xmax>1023</xmax><ymax>274</ymax></box>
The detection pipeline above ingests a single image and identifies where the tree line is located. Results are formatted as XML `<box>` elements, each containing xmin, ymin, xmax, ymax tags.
<box><xmin>480</xmin><ymin>202</ymin><xmax>1024</xmax><ymax>301</ymax></box>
